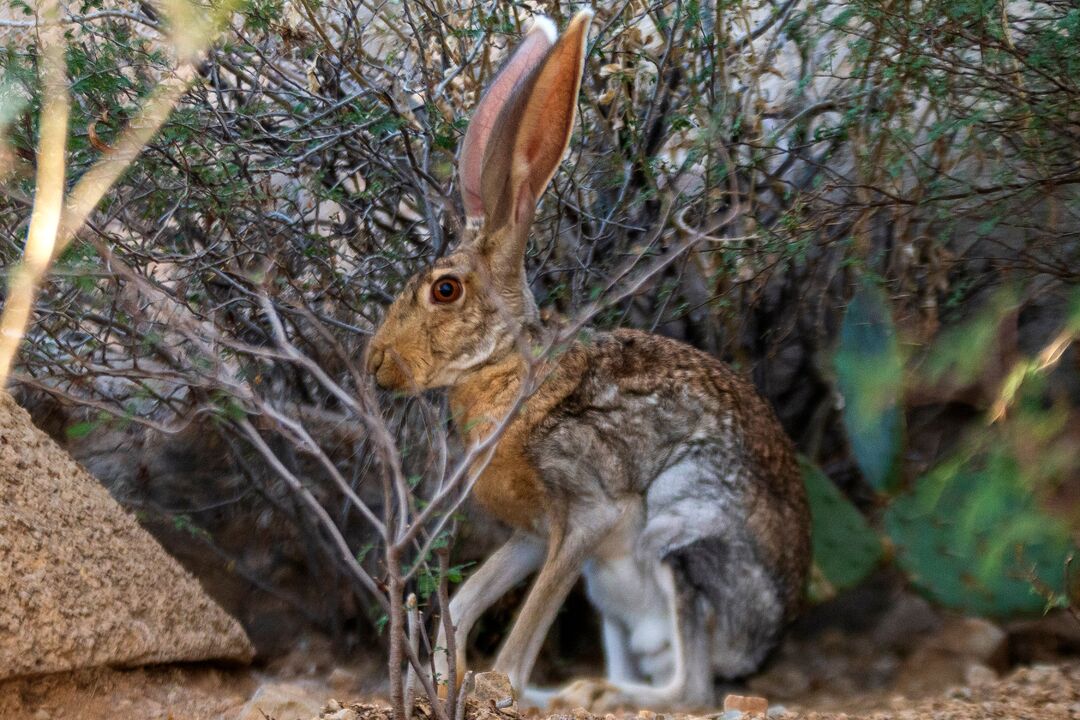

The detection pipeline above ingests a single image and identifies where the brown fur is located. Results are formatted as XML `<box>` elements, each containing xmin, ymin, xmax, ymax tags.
<box><xmin>449</xmin><ymin>352</ymin><xmax>551</xmax><ymax>531</ymax></box>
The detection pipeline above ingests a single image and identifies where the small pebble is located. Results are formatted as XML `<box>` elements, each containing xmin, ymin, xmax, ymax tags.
<box><xmin>766</xmin><ymin>705</ymin><xmax>788</xmax><ymax>718</ymax></box>
<box><xmin>964</xmin><ymin>663</ymin><xmax>997</xmax><ymax>687</ymax></box>
<box><xmin>724</xmin><ymin>694</ymin><xmax>769</xmax><ymax>715</ymax></box>
<box><xmin>324</xmin><ymin>710</ymin><xmax>358</xmax><ymax>720</ymax></box>
<box><xmin>721</xmin><ymin>710</ymin><xmax>744</xmax><ymax>720</ymax></box>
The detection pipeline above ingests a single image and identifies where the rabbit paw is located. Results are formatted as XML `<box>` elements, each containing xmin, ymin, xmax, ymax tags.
<box><xmin>550</xmin><ymin>679</ymin><xmax>625</xmax><ymax>712</ymax></box>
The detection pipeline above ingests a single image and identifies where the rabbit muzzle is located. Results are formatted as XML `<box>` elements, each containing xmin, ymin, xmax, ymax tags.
<box><xmin>365</xmin><ymin>341</ymin><xmax>399</xmax><ymax>390</ymax></box>
<box><xmin>365</xmin><ymin>342</ymin><xmax>384</xmax><ymax>377</ymax></box>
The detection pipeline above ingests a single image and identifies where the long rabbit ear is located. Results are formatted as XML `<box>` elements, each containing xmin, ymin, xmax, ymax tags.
<box><xmin>478</xmin><ymin>9</ymin><xmax>592</xmax><ymax>270</ymax></box>
<box><xmin>458</xmin><ymin>16</ymin><xmax>557</xmax><ymax>222</ymax></box>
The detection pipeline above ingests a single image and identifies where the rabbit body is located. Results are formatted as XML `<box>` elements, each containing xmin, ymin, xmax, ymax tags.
<box><xmin>450</xmin><ymin>327</ymin><xmax>808</xmax><ymax>701</ymax></box>
<box><xmin>366</xmin><ymin>11</ymin><xmax>810</xmax><ymax>710</ymax></box>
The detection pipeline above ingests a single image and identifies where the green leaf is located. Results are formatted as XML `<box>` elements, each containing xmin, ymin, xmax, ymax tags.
<box><xmin>834</xmin><ymin>277</ymin><xmax>903</xmax><ymax>490</ymax></box>
<box><xmin>355</xmin><ymin>542</ymin><xmax>375</xmax><ymax>564</ymax></box>
<box><xmin>921</xmin><ymin>290</ymin><xmax>1015</xmax><ymax>388</ymax></box>
<box><xmin>0</xmin><ymin>78</ymin><xmax>27</xmax><ymax>128</ymax></box>
<box><xmin>801</xmin><ymin>458</ymin><xmax>882</xmax><ymax>595</ymax></box>
<box><xmin>65</xmin><ymin>420</ymin><xmax>98</xmax><ymax>439</ymax></box>
<box><xmin>171</xmin><ymin>513</ymin><xmax>211</xmax><ymax>541</ymax></box>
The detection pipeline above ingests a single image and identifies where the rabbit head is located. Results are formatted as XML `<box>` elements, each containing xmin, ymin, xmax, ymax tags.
<box><xmin>366</xmin><ymin>11</ymin><xmax>592</xmax><ymax>393</ymax></box>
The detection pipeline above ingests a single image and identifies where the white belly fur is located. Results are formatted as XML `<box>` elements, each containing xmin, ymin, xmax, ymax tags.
<box><xmin>583</xmin><ymin>503</ymin><xmax>676</xmax><ymax>683</ymax></box>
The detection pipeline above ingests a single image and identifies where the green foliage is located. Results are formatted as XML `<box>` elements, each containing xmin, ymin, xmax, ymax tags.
<box><xmin>922</xmin><ymin>294</ymin><xmax>1013</xmax><ymax>389</ymax></box>
<box><xmin>820</xmin><ymin>283</ymin><xmax>1080</xmax><ymax>614</ymax></box>
<box><xmin>209</xmin><ymin>392</ymin><xmax>248</xmax><ymax>422</ymax></box>
<box><xmin>65</xmin><ymin>419</ymin><xmax>99</xmax><ymax>439</ymax></box>
<box><xmin>822</xmin><ymin>284</ymin><xmax>1079</xmax><ymax>613</ymax></box>
<box><xmin>355</xmin><ymin>542</ymin><xmax>375</xmax><ymax>565</ymax></box>
<box><xmin>802</xmin><ymin>458</ymin><xmax>882</xmax><ymax>596</ymax></box>
<box><xmin>172</xmin><ymin>513</ymin><xmax>212</xmax><ymax>541</ymax></box>
<box><xmin>885</xmin><ymin>450</ymin><xmax>1075</xmax><ymax>616</ymax></box>
<box><xmin>240</xmin><ymin>0</ymin><xmax>285</xmax><ymax>31</ymax></box>
<box><xmin>414</xmin><ymin>559</ymin><xmax>471</xmax><ymax>602</ymax></box>
<box><xmin>834</xmin><ymin>278</ymin><xmax>902</xmax><ymax>490</ymax></box>
<box><xmin>403</xmin><ymin>530</ymin><xmax>473</xmax><ymax>602</ymax></box>
<box><xmin>64</xmin><ymin>410</ymin><xmax>112</xmax><ymax>439</ymax></box>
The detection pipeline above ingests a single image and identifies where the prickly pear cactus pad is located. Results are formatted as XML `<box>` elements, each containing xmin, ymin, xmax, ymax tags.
<box><xmin>884</xmin><ymin>450</ymin><xmax>1075</xmax><ymax>616</ymax></box>
<box><xmin>802</xmin><ymin>459</ymin><xmax>882</xmax><ymax>597</ymax></box>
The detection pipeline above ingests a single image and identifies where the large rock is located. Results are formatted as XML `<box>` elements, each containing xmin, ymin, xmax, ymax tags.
<box><xmin>0</xmin><ymin>391</ymin><xmax>253</xmax><ymax>680</ymax></box>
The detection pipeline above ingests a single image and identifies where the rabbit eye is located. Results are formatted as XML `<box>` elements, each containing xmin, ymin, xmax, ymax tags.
<box><xmin>431</xmin><ymin>276</ymin><xmax>463</xmax><ymax>304</ymax></box>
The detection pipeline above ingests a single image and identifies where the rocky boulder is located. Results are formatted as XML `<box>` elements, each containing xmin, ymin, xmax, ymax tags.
<box><xmin>0</xmin><ymin>391</ymin><xmax>253</xmax><ymax>680</ymax></box>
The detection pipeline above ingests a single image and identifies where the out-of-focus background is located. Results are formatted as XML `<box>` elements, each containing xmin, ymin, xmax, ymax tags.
<box><xmin>0</xmin><ymin>0</ymin><xmax>1077</xmax><ymax>717</ymax></box>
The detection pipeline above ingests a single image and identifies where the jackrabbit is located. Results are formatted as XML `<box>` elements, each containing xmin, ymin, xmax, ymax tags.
<box><xmin>366</xmin><ymin>10</ymin><xmax>810</xmax><ymax>711</ymax></box>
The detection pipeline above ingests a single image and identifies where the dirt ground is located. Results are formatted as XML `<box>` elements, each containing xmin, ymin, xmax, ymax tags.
<box><xmin>0</xmin><ymin>664</ymin><xmax>256</xmax><ymax>719</ymax></box>
<box><xmin>3</xmin><ymin>538</ymin><xmax>1077</xmax><ymax>720</ymax></box>
<box><xmin>1</xmin><ymin>660</ymin><xmax>1077</xmax><ymax>720</ymax></box>
<box><xmin>369</xmin><ymin>662</ymin><xmax>1080</xmax><ymax>720</ymax></box>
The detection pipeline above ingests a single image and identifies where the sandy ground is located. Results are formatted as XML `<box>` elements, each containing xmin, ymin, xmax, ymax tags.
<box><xmin>338</xmin><ymin>663</ymin><xmax>1080</xmax><ymax>720</ymax></box>
<box><xmin>0</xmin><ymin>664</ymin><xmax>256</xmax><ymax>720</ymax></box>
<box><xmin>1</xmin><ymin>660</ymin><xmax>1076</xmax><ymax>720</ymax></box>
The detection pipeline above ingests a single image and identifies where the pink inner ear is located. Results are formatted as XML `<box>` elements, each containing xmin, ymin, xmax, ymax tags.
<box><xmin>514</xmin><ymin>178</ymin><xmax>537</xmax><ymax>226</ymax></box>
<box><xmin>505</xmin><ymin>10</ymin><xmax>592</xmax><ymax>226</ymax></box>
<box><xmin>459</xmin><ymin>18</ymin><xmax>556</xmax><ymax>220</ymax></box>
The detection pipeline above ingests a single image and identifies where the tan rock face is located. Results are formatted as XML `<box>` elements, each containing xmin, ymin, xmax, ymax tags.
<box><xmin>0</xmin><ymin>391</ymin><xmax>253</xmax><ymax>680</ymax></box>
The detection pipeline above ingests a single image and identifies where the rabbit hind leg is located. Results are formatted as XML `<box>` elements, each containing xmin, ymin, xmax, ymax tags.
<box><xmin>548</xmin><ymin>562</ymin><xmax>714</xmax><ymax>711</ymax></box>
<box><xmin>667</xmin><ymin>534</ymin><xmax>785</xmax><ymax>679</ymax></box>
<box><xmin>551</xmin><ymin>534</ymin><xmax>786</xmax><ymax>711</ymax></box>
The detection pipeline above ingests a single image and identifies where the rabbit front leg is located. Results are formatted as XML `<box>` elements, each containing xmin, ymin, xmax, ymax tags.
<box><xmin>427</xmin><ymin>532</ymin><xmax>544</xmax><ymax>693</ymax></box>
<box><xmin>493</xmin><ymin>521</ymin><xmax>609</xmax><ymax>699</ymax></box>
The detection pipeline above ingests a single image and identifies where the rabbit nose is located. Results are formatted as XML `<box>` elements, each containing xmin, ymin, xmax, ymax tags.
<box><xmin>365</xmin><ymin>344</ymin><xmax>385</xmax><ymax>377</ymax></box>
